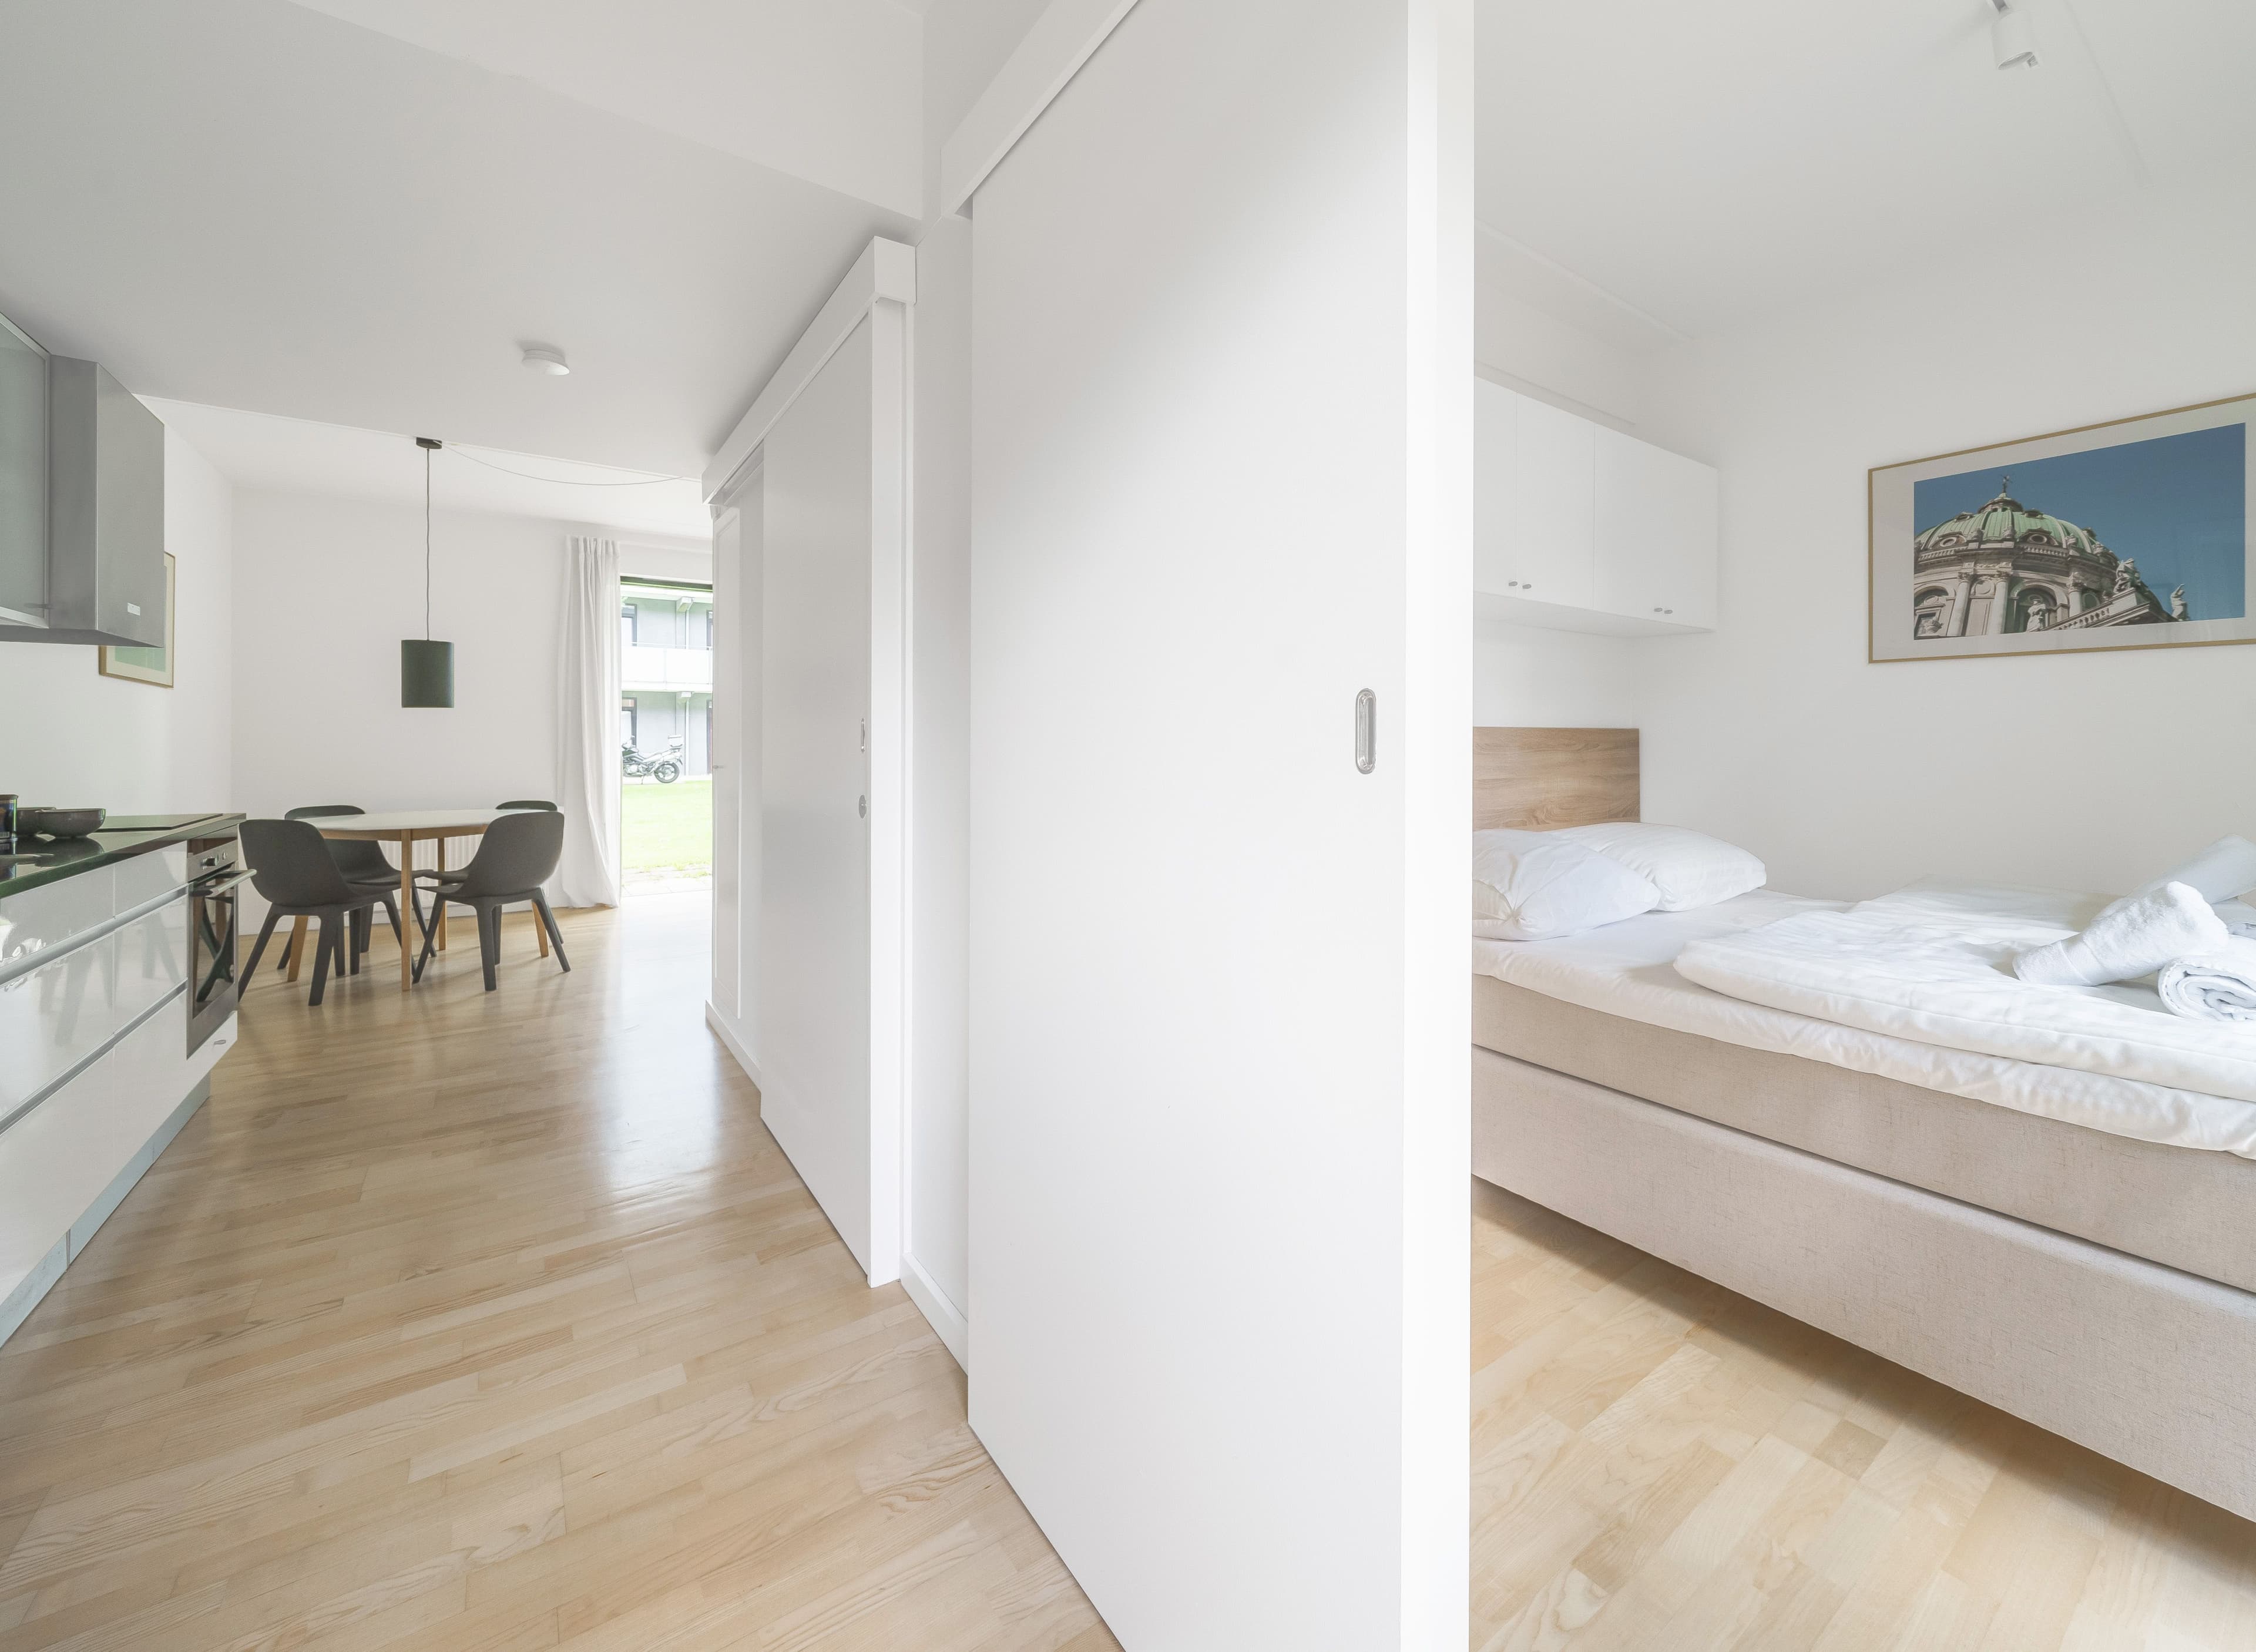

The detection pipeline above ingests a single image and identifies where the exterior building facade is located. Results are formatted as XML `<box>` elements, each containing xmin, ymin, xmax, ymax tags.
<box><xmin>1911</xmin><ymin>480</ymin><xmax>2185</xmax><ymax>639</ymax></box>
<box><xmin>620</xmin><ymin>581</ymin><xmax>714</xmax><ymax>778</ymax></box>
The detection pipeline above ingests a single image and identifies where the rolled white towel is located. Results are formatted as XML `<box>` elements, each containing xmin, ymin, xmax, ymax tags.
<box><xmin>2158</xmin><ymin>938</ymin><xmax>2256</xmax><ymax>1023</ymax></box>
<box><xmin>2217</xmin><ymin>899</ymin><xmax>2256</xmax><ymax>939</ymax></box>
<box><xmin>2097</xmin><ymin>835</ymin><xmax>2256</xmax><ymax>923</ymax></box>
<box><xmin>2014</xmin><ymin>881</ymin><xmax>2230</xmax><ymax>987</ymax></box>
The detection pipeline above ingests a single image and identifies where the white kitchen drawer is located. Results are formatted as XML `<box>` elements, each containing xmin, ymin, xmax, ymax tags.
<box><xmin>0</xmin><ymin>870</ymin><xmax>117</xmax><ymax>977</ymax></box>
<box><xmin>0</xmin><ymin>898</ymin><xmax>185</xmax><ymax>1122</ymax></box>
<box><xmin>113</xmin><ymin>846</ymin><xmax>189</xmax><ymax>914</ymax></box>
<box><xmin>0</xmin><ymin>994</ymin><xmax>206</xmax><ymax>1332</ymax></box>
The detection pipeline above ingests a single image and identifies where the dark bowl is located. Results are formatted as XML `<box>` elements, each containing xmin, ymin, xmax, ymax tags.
<box><xmin>20</xmin><ymin>807</ymin><xmax>106</xmax><ymax>840</ymax></box>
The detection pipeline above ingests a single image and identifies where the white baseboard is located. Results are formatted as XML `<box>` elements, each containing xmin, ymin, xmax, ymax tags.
<box><xmin>901</xmin><ymin>1251</ymin><xmax>969</xmax><ymax>1372</ymax></box>
<box><xmin>703</xmin><ymin>1001</ymin><xmax>760</xmax><ymax>1087</ymax></box>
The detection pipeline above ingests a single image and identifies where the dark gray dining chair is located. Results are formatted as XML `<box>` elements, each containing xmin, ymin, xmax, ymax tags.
<box><xmin>413</xmin><ymin>810</ymin><xmax>569</xmax><ymax>992</ymax></box>
<box><xmin>280</xmin><ymin>805</ymin><xmax>407</xmax><ymax>966</ymax></box>
<box><xmin>419</xmin><ymin>802</ymin><xmax>563</xmax><ymax>958</ymax></box>
<box><xmin>240</xmin><ymin>819</ymin><xmax>388</xmax><ymax>1006</ymax></box>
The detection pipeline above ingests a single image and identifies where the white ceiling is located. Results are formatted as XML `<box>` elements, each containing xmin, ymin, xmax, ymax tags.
<box><xmin>1476</xmin><ymin>0</ymin><xmax>2256</xmax><ymax>343</ymax></box>
<box><xmin>146</xmin><ymin>399</ymin><xmax>713</xmax><ymax>541</ymax></box>
<box><xmin>286</xmin><ymin>0</ymin><xmax>928</xmax><ymax>217</ymax></box>
<box><xmin>0</xmin><ymin>0</ymin><xmax>916</xmax><ymax>476</ymax></box>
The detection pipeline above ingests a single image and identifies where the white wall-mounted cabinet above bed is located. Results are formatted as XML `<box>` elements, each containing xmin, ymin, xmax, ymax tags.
<box><xmin>1475</xmin><ymin>377</ymin><xmax>1717</xmax><ymax>636</ymax></box>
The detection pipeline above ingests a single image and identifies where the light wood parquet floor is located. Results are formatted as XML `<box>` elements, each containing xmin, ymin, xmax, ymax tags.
<box><xmin>1471</xmin><ymin>1177</ymin><xmax>2256</xmax><ymax>1651</ymax></box>
<box><xmin>0</xmin><ymin>893</ymin><xmax>1119</xmax><ymax>1652</ymax></box>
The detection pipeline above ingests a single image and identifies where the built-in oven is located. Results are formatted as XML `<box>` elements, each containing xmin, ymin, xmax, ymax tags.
<box><xmin>186</xmin><ymin>828</ymin><xmax>250</xmax><ymax>1055</ymax></box>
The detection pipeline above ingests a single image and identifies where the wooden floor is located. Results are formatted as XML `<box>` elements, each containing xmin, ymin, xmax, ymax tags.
<box><xmin>0</xmin><ymin>894</ymin><xmax>1118</xmax><ymax>1652</ymax></box>
<box><xmin>1471</xmin><ymin>1178</ymin><xmax>2256</xmax><ymax>1651</ymax></box>
<box><xmin>18</xmin><ymin>895</ymin><xmax>2251</xmax><ymax>1651</ymax></box>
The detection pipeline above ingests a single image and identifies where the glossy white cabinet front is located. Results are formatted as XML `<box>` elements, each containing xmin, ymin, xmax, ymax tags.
<box><xmin>0</xmin><ymin>899</ymin><xmax>186</xmax><ymax>1120</ymax></box>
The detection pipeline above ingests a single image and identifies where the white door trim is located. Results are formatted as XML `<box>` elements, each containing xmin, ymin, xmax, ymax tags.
<box><xmin>702</xmin><ymin>239</ymin><xmax>917</xmax><ymax>503</ymax></box>
<box><xmin>935</xmin><ymin>0</ymin><xmax>1145</xmax><ymax>220</ymax></box>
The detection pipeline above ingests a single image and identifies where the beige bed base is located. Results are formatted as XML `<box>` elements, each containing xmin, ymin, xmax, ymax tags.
<box><xmin>1474</xmin><ymin>1047</ymin><xmax>2256</xmax><ymax>1522</ymax></box>
<box><xmin>1469</xmin><ymin>725</ymin><xmax>2256</xmax><ymax>1522</ymax></box>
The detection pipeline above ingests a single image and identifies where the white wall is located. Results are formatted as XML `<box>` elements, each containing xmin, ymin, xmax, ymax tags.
<box><xmin>230</xmin><ymin>489</ymin><xmax>703</xmax><ymax>851</ymax></box>
<box><xmin>1472</xmin><ymin>281</ymin><xmax>1655</xmax><ymax>730</ymax></box>
<box><xmin>966</xmin><ymin>0</ymin><xmax>1470</xmax><ymax>1643</ymax></box>
<box><xmin>1637</xmin><ymin>202</ymin><xmax>2256</xmax><ymax>899</ymax></box>
<box><xmin>0</xmin><ymin>426</ymin><xmax>232</xmax><ymax>815</ymax></box>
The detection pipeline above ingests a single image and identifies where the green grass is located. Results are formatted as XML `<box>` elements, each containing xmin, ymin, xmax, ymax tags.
<box><xmin>622</xmin><ymin>778</ymin><xmax>712</xmax><ymax>875</ymax></box>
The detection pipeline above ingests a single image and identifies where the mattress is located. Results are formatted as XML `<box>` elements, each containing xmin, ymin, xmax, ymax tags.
<box><xmin>1472</xmin><ymin>891</ymin><xmax>2256</xmax><ymax>1159</ymax></box>
<box><xmin>1474</xmin><ymin>974</ymin><xmax>2256</xmax><ymax>1294</ymax></box>
<box><xmin>1471</xmin><ymin>891</ymin><xmax>2256</xmax><ymax>1293</ymax></box>
<box><xmin>1677</xmin><ymin>880</ymin><xmax>2256</xmax><ymax>1113</ymax></box>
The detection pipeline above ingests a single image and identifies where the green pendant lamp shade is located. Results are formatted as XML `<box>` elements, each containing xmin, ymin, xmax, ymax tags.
<box><xmin>401</xmin><ymin>638</ymin><xmax>453</xmax><ymax>707</ymax></box>
<box><xmin>402</xmin><ymin>436</ymin><xmax>454</xmax><ymax>708</ymax></box>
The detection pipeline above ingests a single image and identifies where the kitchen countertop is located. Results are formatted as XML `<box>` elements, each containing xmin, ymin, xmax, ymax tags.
<box><xmin>0</xmin><ymin>813</ymin><xmax>244</xmax><ymax>898</ymax></box>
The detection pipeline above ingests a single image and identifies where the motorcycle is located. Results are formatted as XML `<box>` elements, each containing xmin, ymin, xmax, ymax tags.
<box><xmin>622</xmin><ymin>737</ymin><xmax>685</xmax><ymax>784</ymax></box>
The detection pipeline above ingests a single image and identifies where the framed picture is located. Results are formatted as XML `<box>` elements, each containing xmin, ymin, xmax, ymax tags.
<box><xmin>98</xmin><ymin>552</ymin><xmax>174</xmax><ymax>687</ymax></box>
<box><xmin>1870</xmin><ymin>394</ymin><xmax>2254</xmax><ymax>663</ymax></box>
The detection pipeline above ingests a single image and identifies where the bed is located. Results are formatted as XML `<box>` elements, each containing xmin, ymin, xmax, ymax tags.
<box><xmin>1469</xmin><ymin>727</ymin><xmax>2256</xmax><ymax>1522</ymax></box>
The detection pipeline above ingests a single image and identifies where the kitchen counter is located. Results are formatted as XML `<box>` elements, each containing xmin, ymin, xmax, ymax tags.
<box><xmin>1</xmin><ymin>810</ymin><xmax>242</xmax><ymax>1348</ymax></box>
<box><xmin>0</xmin><ymin>812</ymin><xmax>243</xmax><ymax>896</ymax></box>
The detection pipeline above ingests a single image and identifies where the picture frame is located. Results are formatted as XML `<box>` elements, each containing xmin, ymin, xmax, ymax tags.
<box><xmin>1869</xmin><ymin>393</ymin><xmax>2255</xmax><ymax>664</ymax></box>
<box><xmin>98</xmin><ymin>551</ymin><xmax>175</xmax><ymax>687</ymax></box>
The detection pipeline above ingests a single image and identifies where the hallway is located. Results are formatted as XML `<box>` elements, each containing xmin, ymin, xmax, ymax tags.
<box><xmin>0</xmin><ymin>896</ymin><xmax>1115</xmax><ymax>1651</ymax></box>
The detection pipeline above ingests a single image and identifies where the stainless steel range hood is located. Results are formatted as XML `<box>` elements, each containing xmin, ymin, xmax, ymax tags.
<box><xmin>0</xmin><ymin>352</ymin><xmax>166</xmax><ymax>649</ymax></box>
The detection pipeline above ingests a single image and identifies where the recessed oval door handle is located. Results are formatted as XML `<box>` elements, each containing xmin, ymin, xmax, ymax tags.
<box><xmin>1355</xmin><ymin>689</ymin><xmax>1377</xmax><ymax>775</ymax></box>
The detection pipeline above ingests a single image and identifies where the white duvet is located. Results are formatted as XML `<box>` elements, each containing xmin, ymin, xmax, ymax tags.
<box><xmin>1473</xmin><ymin>885</ymin><xmax>2256</xmax><ymax>1159</ymax></box>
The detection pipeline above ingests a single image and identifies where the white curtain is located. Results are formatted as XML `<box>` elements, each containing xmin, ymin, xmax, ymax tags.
<box><xmin>554</xmin><ymin>534</ymin><xmax>621</xmax><ymax>907</ymax></box>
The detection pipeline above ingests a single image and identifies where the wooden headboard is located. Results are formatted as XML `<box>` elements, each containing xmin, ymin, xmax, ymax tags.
<box><xmin>1473</xmin><ymin>727</ymin><xmax>1639</xmax><ymax>830</ymax></box>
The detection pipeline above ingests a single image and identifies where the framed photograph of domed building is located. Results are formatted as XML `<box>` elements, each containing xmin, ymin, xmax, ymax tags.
<box><xmin>1870</xmin><ymin>393</ymin><xmax>2256</xmax><ymax>663</ymax></box>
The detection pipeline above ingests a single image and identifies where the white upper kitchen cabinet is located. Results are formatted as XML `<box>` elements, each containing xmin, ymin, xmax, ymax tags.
<box><xmin>1474</xmin><ymin>378</ymin><xmax>1716</xmax><ymax>636</ymax></box>
<box><xmin>1594</xmin><ymin>425</ymin><xmax>1717</xmax><ymax>629</ymax></box>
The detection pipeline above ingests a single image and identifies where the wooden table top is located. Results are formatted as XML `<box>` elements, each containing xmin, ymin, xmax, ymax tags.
<box><xmin>312</xmin><ymin>809</ymin><xmax>533</xmax><ymax>838</ymax></box>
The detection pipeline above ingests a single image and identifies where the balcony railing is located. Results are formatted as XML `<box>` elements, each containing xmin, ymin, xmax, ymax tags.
<box><xmin>622</xmin><ymin>644</ymin><xmax>713</xmax><ymax>692</ymax></box>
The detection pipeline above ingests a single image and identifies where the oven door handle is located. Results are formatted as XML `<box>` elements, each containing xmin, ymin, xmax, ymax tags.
<box><xmin>194</xmin><ymin>870</ymin><xmax>259</xmax><ymax>899</ymax></box>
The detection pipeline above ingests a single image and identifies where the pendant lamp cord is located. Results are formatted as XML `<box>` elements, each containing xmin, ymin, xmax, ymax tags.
<box><xmin>424</xmin><ymin>444</ymin><xmax>433</xmax><ymax>640</ymax></box>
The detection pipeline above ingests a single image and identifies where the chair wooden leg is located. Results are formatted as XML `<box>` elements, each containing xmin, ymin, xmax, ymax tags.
<box><xmin>532</xmin><ymin>899</ymin><xmax>549</xmax><ymax>958</ymax></box>
<box><xmin>284</xmin><ymin>914</ymin><xmax>308</xmax><ymax>979</ymax></box>
<box><xmin>532</xmin><ymin>893</ymin><xmax>569</xmax><ymax>973</ymax></box>
<box><xmin>241</xmin><ymin>909</ymin><xmax>283</xmax><ymax>981</ymax></box>
<box><xmin>308</xmin><ymin>915</ymin><xmax>336</xmax><ymax>1006</ymax></box>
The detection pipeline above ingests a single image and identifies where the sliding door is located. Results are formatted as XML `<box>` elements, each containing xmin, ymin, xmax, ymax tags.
<box><xmin>757</xmin><ymin>313</ymin><xmax>907</xmax><ymax>1284</ymax></box>
<box><xmin>968</xmin><ymin>0</ymin><xmax>1472</xmax><ymax>1645</ymax></box>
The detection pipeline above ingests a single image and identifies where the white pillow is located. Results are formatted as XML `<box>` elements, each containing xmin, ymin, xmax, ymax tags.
<box><xmin>1551</xmin><ymin>822</ymin><xmax>1765</xmax><ymax>912</ymax></box>
<box><xmin>1472</xmin><ymin>828</ymin><xmax>1661</xmax><ymax>941</ymax></box>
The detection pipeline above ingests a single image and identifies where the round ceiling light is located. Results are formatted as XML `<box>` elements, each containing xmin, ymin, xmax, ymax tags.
<box><xmin>521</xmin><ymin>345</ymin><xmax>571</xmax><ymax>377</ymax></box>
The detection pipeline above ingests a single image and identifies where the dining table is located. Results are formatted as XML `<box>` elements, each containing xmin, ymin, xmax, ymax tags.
<box><xmin>310</xmin><ymin>809</ymin><xmax>541</xmax><ymax>992</ymax></box>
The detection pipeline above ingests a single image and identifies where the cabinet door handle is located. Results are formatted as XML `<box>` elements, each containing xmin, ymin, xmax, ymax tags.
<box><xmin>1354</xmin><ymin>689</ymin><xmax>1377</xmax><ymax>775</ymax></box>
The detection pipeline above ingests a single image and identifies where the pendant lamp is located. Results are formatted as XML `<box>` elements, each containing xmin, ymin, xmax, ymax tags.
<box><xmin>401</xmin><ymin>436</ymin><xmax>454</xmax><ymax>707</ymax></box>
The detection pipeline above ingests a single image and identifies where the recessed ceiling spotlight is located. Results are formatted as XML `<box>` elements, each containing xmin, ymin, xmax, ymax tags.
<box><xmin>1989</xmin><ymin>0</ymin><xmax>2039</xmax><ymax>70</ymax></box>
<box><xmin>521</xmin><ymin>345</ymin><xmax>571</xmax><ymax>377</ymax></box>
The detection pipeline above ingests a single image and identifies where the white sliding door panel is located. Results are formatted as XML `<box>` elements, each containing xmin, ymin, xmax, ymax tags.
<box><xmin>969</xmin><ymin>0</ymin><xmax>1471</xmax><ymax>1645</ymax></box>
<box><xmin>709</xmin><ymin>502</ymin><xmax>743</xmax><ymax>1029</ymax></box>
<box><xmin>761</xmin><ymin>317</ymin><xmax>897</xmax><ymax>1281</ymax></box>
